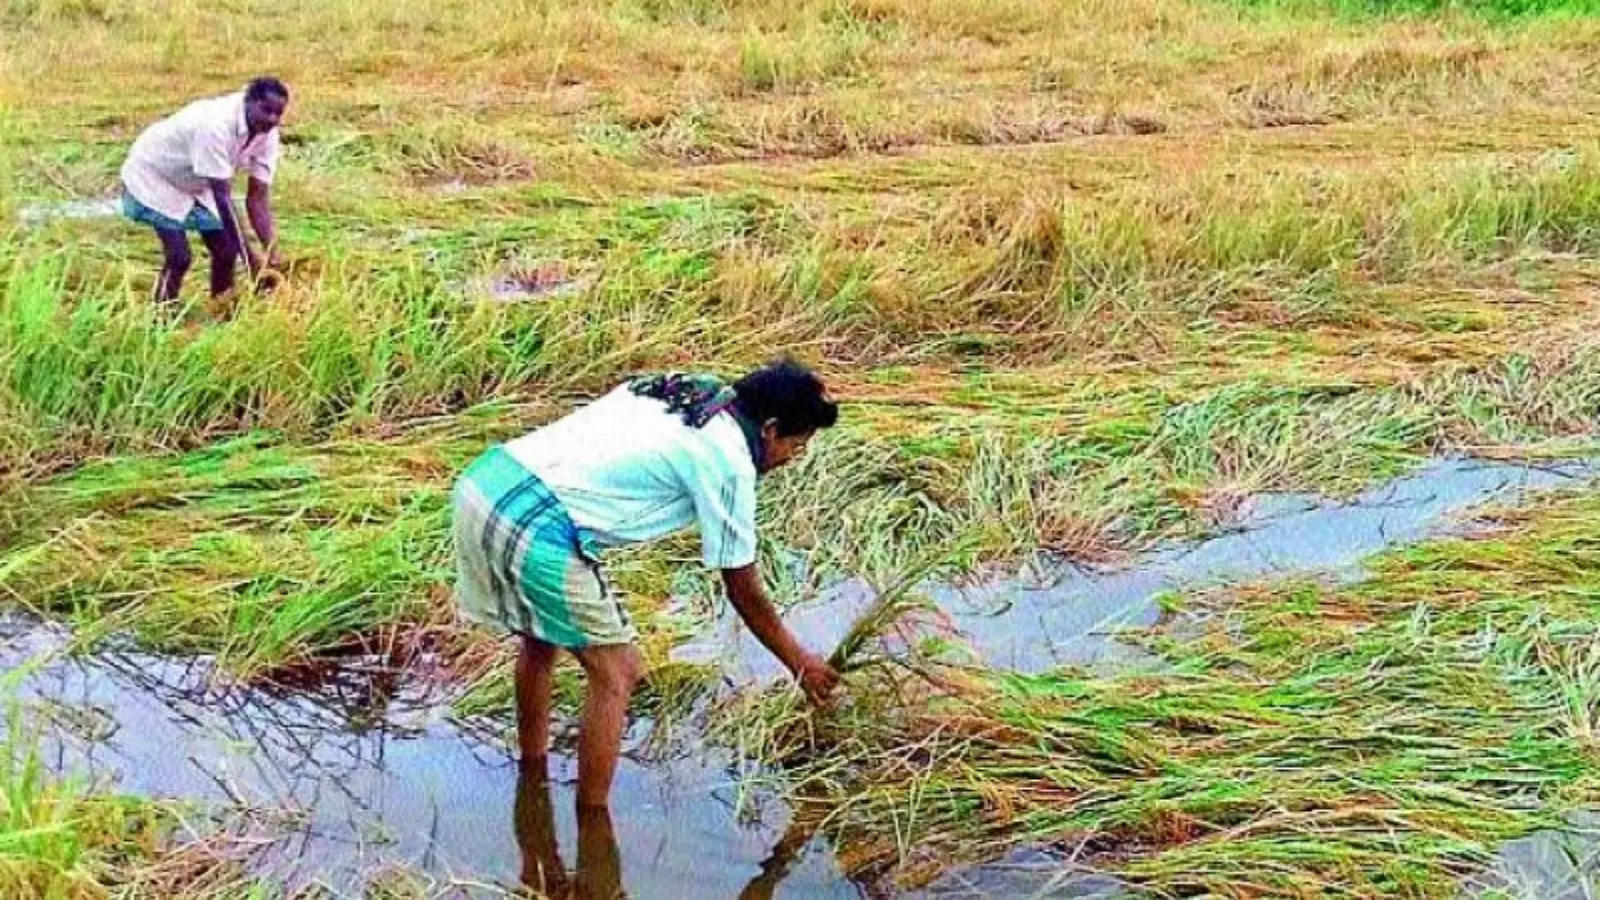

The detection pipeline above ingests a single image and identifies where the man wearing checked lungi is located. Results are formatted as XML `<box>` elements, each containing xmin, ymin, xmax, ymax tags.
<box><xmin>452</xmin><ymin>358</ymin><xmax>841</xmax><ymax>807</ymax></box>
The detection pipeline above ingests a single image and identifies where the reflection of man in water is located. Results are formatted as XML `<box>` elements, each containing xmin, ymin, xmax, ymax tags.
<box><xmin>452</xmin><ymin>359</ymin><xmax>841</xmax><ymax>808</ymax></box>
<box><xmin>514</xmin><ymin>768</ymin><xmax>817</xmax><ymax>899</ymax></box>
<box><xmin>516</xmin><ymin>770</ymin><xmax>623</xmax><ymax>899</ymax></box>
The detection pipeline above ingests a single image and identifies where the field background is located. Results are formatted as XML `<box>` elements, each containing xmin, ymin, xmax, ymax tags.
<box><xmin>3</xmin><ymin>0</ymin><xmax>1600</xmax><ymax>895</ymax></box>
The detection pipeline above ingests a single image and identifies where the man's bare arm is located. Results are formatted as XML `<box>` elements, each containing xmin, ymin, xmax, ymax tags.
<box><xmin>721</xmin><ymin>564</ymin><xmax>839</xmax><ymax>703</ymax></box>
<box><xmin>245</xmin><ymin>177</ymin><xmax>279</xmax><ymax>268</ymax></box>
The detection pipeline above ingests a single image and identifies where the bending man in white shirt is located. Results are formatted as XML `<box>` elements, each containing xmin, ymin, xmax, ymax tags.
<box><xmin>452</xmin><ymin>358</ymin><xmax>842</xmax><ymax>807</ymax></box>
<box><xmin>119</xmin><ymin>77</ymin><xmax>288</xmax><ymax>304</ymax></box>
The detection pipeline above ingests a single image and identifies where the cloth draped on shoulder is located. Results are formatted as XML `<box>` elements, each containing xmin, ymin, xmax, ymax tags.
<box><xmin>629</xmin><ymin>371</ymin><xmax>764</xmax><ymax>470</ymax></box>
<box><xmin>628</xmin><ymin>372</ymin><xmax>737</xmax><ymax>428</ymax></box>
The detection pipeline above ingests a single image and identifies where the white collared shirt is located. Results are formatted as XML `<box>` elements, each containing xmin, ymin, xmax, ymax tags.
<box><xmin>505</xmin><ymin>385</ymin><xmax>760</xmax><ymax>570</ymax></box>
<box><xmin>120</xmin><ymin>92</ymin><xmax>281</xmax><ymax>221</ymax></box>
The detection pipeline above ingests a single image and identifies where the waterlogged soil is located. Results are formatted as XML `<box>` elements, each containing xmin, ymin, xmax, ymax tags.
<box><xmin>5</xmin><ymin>455</ymin><xmax>1599</xmax><ymax>898</ymax></box>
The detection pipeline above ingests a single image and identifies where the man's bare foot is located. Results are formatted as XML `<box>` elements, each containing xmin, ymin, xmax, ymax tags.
<box><xmin>204</xmin><ymin>289</ymin><xmax>239</xmax><ymax>322</ymax></box>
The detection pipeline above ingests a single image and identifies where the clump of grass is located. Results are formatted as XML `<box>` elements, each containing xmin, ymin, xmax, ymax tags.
<box><xmin>737</xmin><ymin>23</ymin><xmax>875</xmax><ymax>94</ymax></box>
<box><xmin>1</xmin><ymin>0</ymin><xmax>123</xmax><ymax>27</ymax></box>
<box><xmin>622</xmin><ymin>0</ymin><xmax>733</xmax><ymax>26</ymax></box>
<box><xmin>825</xmin><ymin>537</ymin><xmax>973</xmax><ymax>673</ymax></box>
<box><xmin>0</xmin><ymin>704</ymin><xmax>262</xmax><ymax>898</ymax></box>
<box><xmin>0</xmin><ymin>434</ymin><xmax>467</xmax><ymax>675</ymax></box>
<box><xmin>380</xmin><ymin>123</ymin><xmax>539</xmax><ymax>185</ymax></box>
<box><xmin>0</xmin><ymin>249</ymin><xmax>553</xmax><ymax>473</ymax></box>
<box><xmin>1231</xmin><ymin>0</ymin><xmax>1600</xmax><ymax>18</ymax></box>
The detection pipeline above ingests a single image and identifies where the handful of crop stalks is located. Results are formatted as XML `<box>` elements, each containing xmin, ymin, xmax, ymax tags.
<box><xmin>825</xmin><ymin>537</ymin><xmax>977</xmax><ymax>675</ymax></box>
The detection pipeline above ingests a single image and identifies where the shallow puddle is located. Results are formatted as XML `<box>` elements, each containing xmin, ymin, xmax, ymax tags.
<box><xmin>683</xmin><ymin>455</ymin><xmax>1599</xmax><ymax>680</ymax></box>
<box><xmin>17</xmin><ymin>196</ymin><xmax>121</xmax><ymax>226</ymax></box>
<box><xmin>1466</xmin><ymin>812</ymin><xmax>1600</xmax><ymax>899</ymax></box>
<box><xmin>1</xmin><ymin>618</ymin><xmax>857</xmax><ymax>898</ymax></box>
<box><xmin>464</xmin><ymin>262</ymin><xmax>590</xmax><ymax>303</ymax></box>
<box><xmin>5</xmin><ymin>454</ymin><xmax>1596</xmax><ymax>897</ymax></box>
<box><xmin>908</xmin><ymin>846</ymin><xmax>1129</xmax><ymax>899</ymax></box>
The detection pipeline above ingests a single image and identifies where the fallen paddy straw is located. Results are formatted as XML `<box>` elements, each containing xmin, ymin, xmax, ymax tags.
<box><xmin>733</xmin><ymin>485</ymin><xmax>1600</xmax><ymax>896</ymax></box>
<box><xmin>825</xmin><ymin>538</ymin><xmax>977</xmax><ymax>675</ymax></box>
<box><xmin>7</xmin><ymin>0</ymin><xmax>1600</xmax><ymax>893</ymax></box>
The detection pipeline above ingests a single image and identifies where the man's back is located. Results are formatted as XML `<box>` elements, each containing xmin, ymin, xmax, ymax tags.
<box><xmin>505</xmin><ymin>384</ymin><xmax>758</xmax><ymax>568</ymax></box>
<box><xmin>121</xmin><ymin>92</ymin><xmax>279</xmax><ymax>219</ymax></box>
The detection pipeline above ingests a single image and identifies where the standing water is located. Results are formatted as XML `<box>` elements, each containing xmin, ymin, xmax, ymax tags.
<box><xmin>1</xmin><ymin>618</ymin><xmax>857</xmax><ymax>897</ymax></box>
<box><xmin>16</xmin><ymin>197</ymin><xmax>121</xmax><ymax>227</ymax></box>
<box><xmin>683</xmin><ymin>456</ymin><xmax>1600</xmax><ymax>680</ymax></box>
<box><xmin>1464</xmin><ymin>812</ymin><xmax>1600</xmax><ymax>899</ymax></box>
<box><xmin>6</xmin><ymin>455</ymin><xmax>1598</xmax><ymax>897</ymax></box>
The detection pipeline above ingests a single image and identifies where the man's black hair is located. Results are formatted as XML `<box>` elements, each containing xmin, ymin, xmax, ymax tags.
<box><xmin>733</xmin><ymin>357</ymin><xmax>838</xmax><ymax>437</ymax></box>
<box><xmin>246</xmin><ymin>76</ymin><xmax>290</xmax><ymax>103</ymax></box>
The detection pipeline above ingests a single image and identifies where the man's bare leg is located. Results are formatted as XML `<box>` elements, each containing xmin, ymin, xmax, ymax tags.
<box><xmin>200</xmin><ymin>228</ymin><xmax>240</xmax><ymax>298</ymax></box>
<box><xmin>570</xmin><ymin>643</ymin><xmax>643</xmax><ymax>808</ymax></box>
<box><xmin>153</xmin><ymin>228</ymin><xmax>191</xmax><ymax>303</ymax></box>
<box><xmin>516</xmin><ymin>636</ymin><xmax>560</xmax><ymax>771</ymax></box>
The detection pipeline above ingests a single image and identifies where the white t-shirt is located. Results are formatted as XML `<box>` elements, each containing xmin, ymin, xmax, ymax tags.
<box><xmin>506</xmin><ymin>385</ymin><xmax>759</xmax><ymax>570</ymax></box>
<box><xmin>120</xmin><ymin>92</ymin><xmax>281</xmax><ymax>222</ymax></box>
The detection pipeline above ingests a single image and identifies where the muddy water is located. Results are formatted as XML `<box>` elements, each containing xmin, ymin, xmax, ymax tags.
<box><xmin>682</xmin><ymin>456</ymin><xmax>1599</xmax><ymax>681</ymax></box>
<box><xmin>6</xmin><ymin>455</ymin><xmax>1597</xmax><ymax>898</ymax></box>
<box><xmin>1</xmin><ymin>619</ymin><xmax>857</xmax><ymax>898</ymax></box>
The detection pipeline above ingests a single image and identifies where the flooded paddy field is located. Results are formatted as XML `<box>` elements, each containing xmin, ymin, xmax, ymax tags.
<box><xmin>8</xmin><ymin>0</ymin><xmax>1600</xmax><ymax>896</ymax></box>
<box><xmin>4</xmin><ymin>454</ymin><xmax>1599</xmax><ymax>896</ymax></box>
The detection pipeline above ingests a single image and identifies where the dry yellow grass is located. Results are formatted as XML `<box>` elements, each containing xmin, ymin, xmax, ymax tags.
<box><xmin>5</xmin><ymin>0</ymin><xmax>1600</xmax><ymax>189</ymax></box>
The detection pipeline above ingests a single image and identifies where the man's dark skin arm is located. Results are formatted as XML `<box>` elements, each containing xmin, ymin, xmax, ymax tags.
<box><xmin>722</xmin><ymin>564</ymin><xmax>839</xmax><ymax>703</ymax></box>
<box><xmin>244</xmin><ymin>176</ymin><xmax>280</xmax><ymax>270</ymax></box>
<box><xmin>207</xmin><ymin>178</ymin><xmax>256</xmax><ymax>278</ymax></box>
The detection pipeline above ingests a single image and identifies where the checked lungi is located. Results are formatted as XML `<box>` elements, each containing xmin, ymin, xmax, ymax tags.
<box><xmin>451</xmin><ymin>446</ymin><xmax>635</xmax><ymax>648</ymax></box>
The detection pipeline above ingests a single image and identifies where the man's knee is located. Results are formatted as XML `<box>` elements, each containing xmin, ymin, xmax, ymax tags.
<box><xmin>588</xmin><ymin>647</ymin><xmax>643</xmax><ymax>697</ymax></box>
<box><xmin>618</xmin><ymin>649</ymin><xmax>644</xmax><ymax>688</ymax></box>
<box><xmin>519</xmin><ymin>636</ymin><xmax>559</xmax><ymax>670</ymax></box>
<box><xmin>527</xmin><ymin>635</ymin><xmax>559</xmax><ymax>657</ymax></box>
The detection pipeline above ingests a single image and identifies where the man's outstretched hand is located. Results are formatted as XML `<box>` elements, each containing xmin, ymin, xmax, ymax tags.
<box><xmin>247</xmin><ymin>248</ymin><xmax>287</xmax><ymax>292</ymax></box>
<box><xmin>721</xmin><ymin>564</ymin><xmax>841</xmax><ymax>707</ymax></box>
<box><xmin>793</xmin><ymin>651</ymin><xmax>840</xmax><ymax>706</ymax></box>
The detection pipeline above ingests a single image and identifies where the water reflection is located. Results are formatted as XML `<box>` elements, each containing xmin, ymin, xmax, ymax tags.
<box><xmin>0</xmin><ymin>615</ymin><xmax>859</xmax><ymax>898</ymax></box>
<box><xmin>739</xmin><ymin>820</ymin><xmax>823</xmax><ymax>900</ymax></box>
<box><xmin>514</xmin><ymin>766</ymin><xmax>827</xmax><ymax>900</ymax></box>
<box><xmin>516</xmin><ymin>770</ymin><xmax>575</xmax><ymax>896</ymax></box>
<box><xmin>515</xmin><ymin>771</ymin><xmax>627</xmax><ymax>899</ymax></box>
